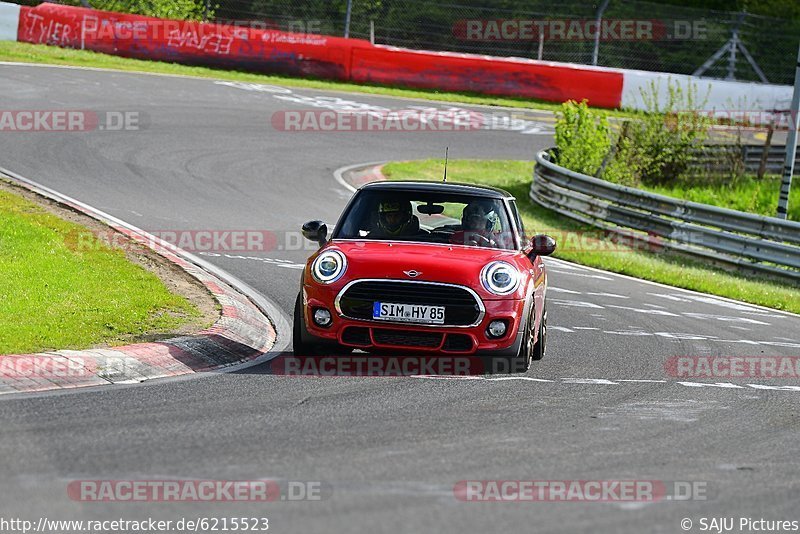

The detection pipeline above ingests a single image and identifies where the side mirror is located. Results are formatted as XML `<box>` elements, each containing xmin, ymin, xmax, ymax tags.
<box><xmin>302</xmin><ymin>220</ymin><xmax>328</xmax><ymax>247</ymax></box>
<box><xmin>528</xmin><ymin>234</ymin><xmax>556</xmax><ymax>258</ymax></box>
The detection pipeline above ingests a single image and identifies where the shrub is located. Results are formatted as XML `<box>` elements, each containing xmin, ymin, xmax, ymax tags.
<box><xmin>553</xmin><ymin>99</ymin><xmax>611</xmax><ymax>177</ymax></box>
<box><xmin>67</xmin><ymin>0</ymin><xmax>210</xmax><ymax>21</ymax></box>
<box><xmin>623</xmin><ymin>79</ymin><xmax>712</xmax><ymax>186</ymax></box>
<box><xmin>554</xmin><ymin>81</ymin><xmax>713</xmax><ymax>188</ymax></box>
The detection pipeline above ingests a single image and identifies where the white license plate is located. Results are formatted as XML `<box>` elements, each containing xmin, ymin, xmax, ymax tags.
<box><xmin>372</xmin><ymin>302</ymin><xmax>445</xmax><ymax>324</ymax></box>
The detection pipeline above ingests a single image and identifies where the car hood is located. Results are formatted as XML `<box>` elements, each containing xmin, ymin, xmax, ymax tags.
<box><xmin>328</xmin><ymin>240</ymin><xmax>527</xmax><ymax>291</ymax></box>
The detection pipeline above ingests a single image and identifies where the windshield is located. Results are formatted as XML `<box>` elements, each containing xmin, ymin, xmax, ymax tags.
<box><xmin>333</xmin><ymin>190</ymin><xmax>518</xmax><ymax>250</ymax></box>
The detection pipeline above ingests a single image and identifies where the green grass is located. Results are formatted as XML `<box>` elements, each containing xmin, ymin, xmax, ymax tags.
<box><xmin>0</xmin><ymin>186</ymin><xmax>201</xmax><ymax>354</ymax></box>
<box><xmin>382</xmin><ymin>159</ymin><xmax>800</xmax><ymax>314</ymax></box>
<box><xmin>0</xmin><ymin>41</ymin><xmax>637</xmax><ymax>117</ymax></box>
<box><xmin>645</xmin><ymin>174</ymin><xmax>800</xmax><ymax>221</ymax></box>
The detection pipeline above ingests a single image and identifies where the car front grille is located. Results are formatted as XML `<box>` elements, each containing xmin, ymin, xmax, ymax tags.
<box><xmin>372</xmin><ymin>329</ymin><xmax>443</xmax><ymax>348</ymax></box>
<box><xmin>341</xmin><ymin>326</ymin><xmax>371</xmax><ymax>346</ymax></box>
<box><xmin>337</xmin><ymin>280</ymin><xmax>482</xmax><ymax>326</ymax></box>
<box><xmin>442</xmin><ymin>333</ymin><xmax>474</xmax><ymax>352</ymax></box>
<box><xmin>338</xmin><ymin>327</ymin><xmax>476</xmax><ymax>352</ymax></box>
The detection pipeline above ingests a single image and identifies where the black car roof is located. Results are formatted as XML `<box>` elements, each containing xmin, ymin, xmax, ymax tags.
<box><xmin>359</xmin><ymin>180</ymin><xmax>515</xmax><ymax>200</ymax></box>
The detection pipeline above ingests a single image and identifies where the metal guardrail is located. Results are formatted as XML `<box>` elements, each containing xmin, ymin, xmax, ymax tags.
<box><xmin>531</xmin><ymin>149</ymin><xmax>800</xmax><ymax>281</ymax></box>
<box><xmin>692</xmin><ymin>144</ymin><xmax>800</xmax><ymax>174</ymax></box>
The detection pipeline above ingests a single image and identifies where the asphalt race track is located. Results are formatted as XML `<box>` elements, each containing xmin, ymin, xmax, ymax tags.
<box><xmin>2</xmin><ymin>63</ymin><xmax>800</xmax><ymax>534</ymax></box>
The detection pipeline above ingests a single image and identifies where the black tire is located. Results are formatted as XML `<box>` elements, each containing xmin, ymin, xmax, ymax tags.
<box><xmin>490</xmin><ymin>304</ymin><xmax>535</xmax><ymax>374</ymax></box>
<box><xmin>293</xmin><ymin>292</ymin><xmax>323</xmax><ymax>355</ymax></box>
<box><xmin>512</xmin><ymin>304</ymin><xmax>535</xmax><ymax>372</ymax></box>
<box><xmin>292</xmin><ymin>292</ymin><xmax>351</xmax><ymax>356</ymax></box>
<box><xmin>531</xmin><ymin>303</ymin><xmax>547</xmax><ymax>361</ymax></box>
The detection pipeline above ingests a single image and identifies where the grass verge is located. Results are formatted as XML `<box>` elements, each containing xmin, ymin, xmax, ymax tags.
<box><xmin>645</xmin><ymin>174</ymin><xmax>800</xmax><ymax>221</ymax></box>
<box><xmin>0</xmin><ymin>41</ymin><xmax>635</xmax><ymax>116</ymax></box>
<box><xmin>382</xmin><ymin>159</ymin><xmax>800</xmax><ymax>314</ymax></box>
<box><xmin>0</xmin><ymin>184</ymin><xmax>202</xmax><ymax>354</ymax></box>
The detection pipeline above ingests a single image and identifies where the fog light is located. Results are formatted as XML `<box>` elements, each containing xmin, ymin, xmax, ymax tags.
<box><xmin>313</xmin><ymin>308</ymin><xmax>332</xmax><ymax>327</ymax></box>
<box><xmin>487</xmin><ymin>320</ymin><xmax>507</xmax><ymax>338</ymax></box>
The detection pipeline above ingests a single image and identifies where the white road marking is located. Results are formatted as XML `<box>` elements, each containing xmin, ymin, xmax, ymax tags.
<box><xmin>747</xmin><ymin>384</ymin><xmax>800</xmax><ymax>391</ymax></box>
<box><xmin>546</xmin><ymin>257</ymin><xmax>799</xmax><ymax>319</ymax></box>
<box><xmin>653</xmin><ymin>332</ymin><xmax>717</xmax><ymax>340</ymax></box>
<box><xmin>679</xmin><ymin>293</ymin><xmax>772</xmax><ymax>313</ymax></box>
<box><xmin>550</xmin><ymin>299</ymin><xmax>604</xmax><ymax>309</ymax></box>
<box><xmin>410</xmin><ymin>375</ymin><xmax>800</xmax><ymax>394</ymax></box>
<box><xmin>617</xmin><ymin>379</ymin><xmax>667</xmax><ymax>383</ymax></box>
<box><xmin>606</xmin><ymin>305</ymin><xmax>679</xmax><ymax>316</ymax></box>
<box><xmin>740</xmin><ymin>311</ymin><xmax>787</xmax><ymax>319</ymax></box>
<box><xmin>682</xmin><ymin>312</ymin><xmax>771</xmax><ymax>325</ymax></box>
<box><xmin>554</xmin><ymin>328</ymin><xmax>798</xmax><ymax>347</ymax></box>
<box><xmin>677</xmin><ymin>382</ymin><xmax>745</xmax><ymax>389</ymax></box>
<box><xmin>548</xmin><ymin>270</ymin><xmax>614</xmax><ymax>281</ymax></box>
<box><xmin>544</xmin><ymin>259</ymin><xmax>588</xmax><ymax>271</ymax></box>
<box><xmin>597</xmin><ymin>400</ymin><xmax>715</xmax><ymax>423</ymax></box>
<box><xmin>586</xmin><ymin>292</ymin><xmax>629</xmax><ymax>299</ymax></box>
<box><xmin>214</xmin><ymin>80</ymin><xmax>293</xmax><ymax>93</ymax></box>
<box><xmin>548</xmin><ymin>327</ymin><xmax>800</xmax><ymax>346</ymax></box>
<box><xmin>549</xmin><ymin>287</ymin><xmax>582</xmax><ymax>294</ymax></box>
<box><xmin>749</xmin><ymin>341</ymin><xmax>800</xmax><ymax>348</ymax></box>
<box><xmin>648</xmin><ymin>293</ymin><xmax>691</xmax><ymax>303</ymax></box>
<box><xmin>412</xmin><ymin>375</ymin><xmax>484</xmax><ymax>380</ymax></box>
<box><xmin>549</xmin><ymin>288</ymin><xmax>628</xmax><ymax>299</ymax></box>
<box><xmin>199</xmin><ymin>252</ymin><xmax>304</xmax><ymax>269</ymax></box>
<box><xmin>484</xmin><ymin>377</ymin><xmax>554</xmax><ymax>382</ymax></box>
<box><xmin>562</xmin><ymin>378</ymin><xmax>619</xmax><ymax>385</ymax></box>
<box><xmin>602</xmin><ymin>330</ymin><xmax>653</xmax><ymax>336</ymax></box>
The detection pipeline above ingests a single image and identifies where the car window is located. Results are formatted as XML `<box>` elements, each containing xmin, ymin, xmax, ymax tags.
<box><xmin>509</xmin><ymin>200</ymin><xmax>525</xmax><ymax>240</ymax></box>
<box><xmin>333</xmin><ymin>190</ymin><xmax>516</xmax><ymax>250</ymax></box>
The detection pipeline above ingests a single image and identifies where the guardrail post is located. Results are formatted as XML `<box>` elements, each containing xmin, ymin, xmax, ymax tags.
<box><xmin>777</xmin><ymin>42</ymin><xmax>800</xmax><ymax>219</ymax></box>
<box><xmin>758</xmin><ymin>120</ymin><xmax>775</xmax><ymax>179</ymax></box>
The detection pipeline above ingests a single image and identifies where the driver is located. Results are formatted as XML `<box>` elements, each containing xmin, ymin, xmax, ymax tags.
<box><xmin>371</xmin><ymin>200</ymin><xmax>418</xmax><ymax>237</ymax></box>
<box><xmin>451</xmin><ymin>200</ymin><xmax>500</xmax><ymax>247</ymax></box>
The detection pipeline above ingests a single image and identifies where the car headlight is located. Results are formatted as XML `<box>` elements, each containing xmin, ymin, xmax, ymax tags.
<box><xmin>311</xmin><ymin>249</ymin><xmax>347</xmax><ymax>284</ymax></box>
<box><xmin>481</xmin><ymin>261</ymin><xmax>520</xmax><ymax>295</ymax></box>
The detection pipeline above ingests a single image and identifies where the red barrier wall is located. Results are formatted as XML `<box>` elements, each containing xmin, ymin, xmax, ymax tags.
<box><xmin>14</xmin><ymin>3</ymin><xmax>624</xmax><ymax>108</ymax></box>
<box><xmin>351</xmin><ymin>46</ymin><xmax>623</xmax><ymax>108</ymax></box>
<box><xmin>16</xmin><ymin>3</ymin><xmax>370</xmax><ymax>80</ymax></box>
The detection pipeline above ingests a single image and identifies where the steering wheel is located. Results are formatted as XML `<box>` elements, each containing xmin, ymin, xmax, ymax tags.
<box><xmin>469</xmin><ymin>234</ymin><xmax>495</xmax><ymax>247</ymax></box>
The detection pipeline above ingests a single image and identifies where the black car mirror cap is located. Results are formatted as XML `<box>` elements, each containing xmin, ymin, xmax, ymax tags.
<box><xmin>528</xmin><ymin>234</ymin><xmax>556</xmax><ymax>258</ymax></box>
<box><xmin>302</xmin><ymin>220</ymin><xmax>328</xmax><ymax>247</ymax></box>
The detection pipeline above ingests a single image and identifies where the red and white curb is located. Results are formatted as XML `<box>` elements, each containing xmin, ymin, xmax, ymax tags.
<box><xmin>333</xmin><ymin>161</ymin><xmax>388</xmax><ymax>193</ymax></box>
<box><xmin>0</xmin><ymin>168</ymin><xmax>290</xmax><ymax>395</ymax></box>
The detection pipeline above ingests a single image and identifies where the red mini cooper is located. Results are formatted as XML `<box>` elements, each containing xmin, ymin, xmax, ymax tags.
<box><xmin>294</xmin><ymin>181</ymin><xmax>556</xmax><ymax>372</ymax></box>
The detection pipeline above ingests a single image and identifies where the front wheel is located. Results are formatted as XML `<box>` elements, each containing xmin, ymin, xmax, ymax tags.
<box><xmin>491</xmin><ymin>303</ymin><xmax>535</xmax><ymax>374</ymax></box>
<box><xmin>292</xmin><ymin>292</ymin><xmax>351</xmax><ymax>356</ymax></box>
<box><xmin>531</xmin><ymin>304</ymin><xmax>547</xmax><ymax>361</ymax></box>
<box><xmin>293</xmin><ymin>292</ymin><xmax>324</xmax><ymax>355</ymax></box>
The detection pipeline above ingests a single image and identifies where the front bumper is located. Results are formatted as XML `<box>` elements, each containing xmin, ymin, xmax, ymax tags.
<box><xmin>302</xmin><ymin>283</ymin><xmax>526</xmax><ymax>355</ymax></box>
